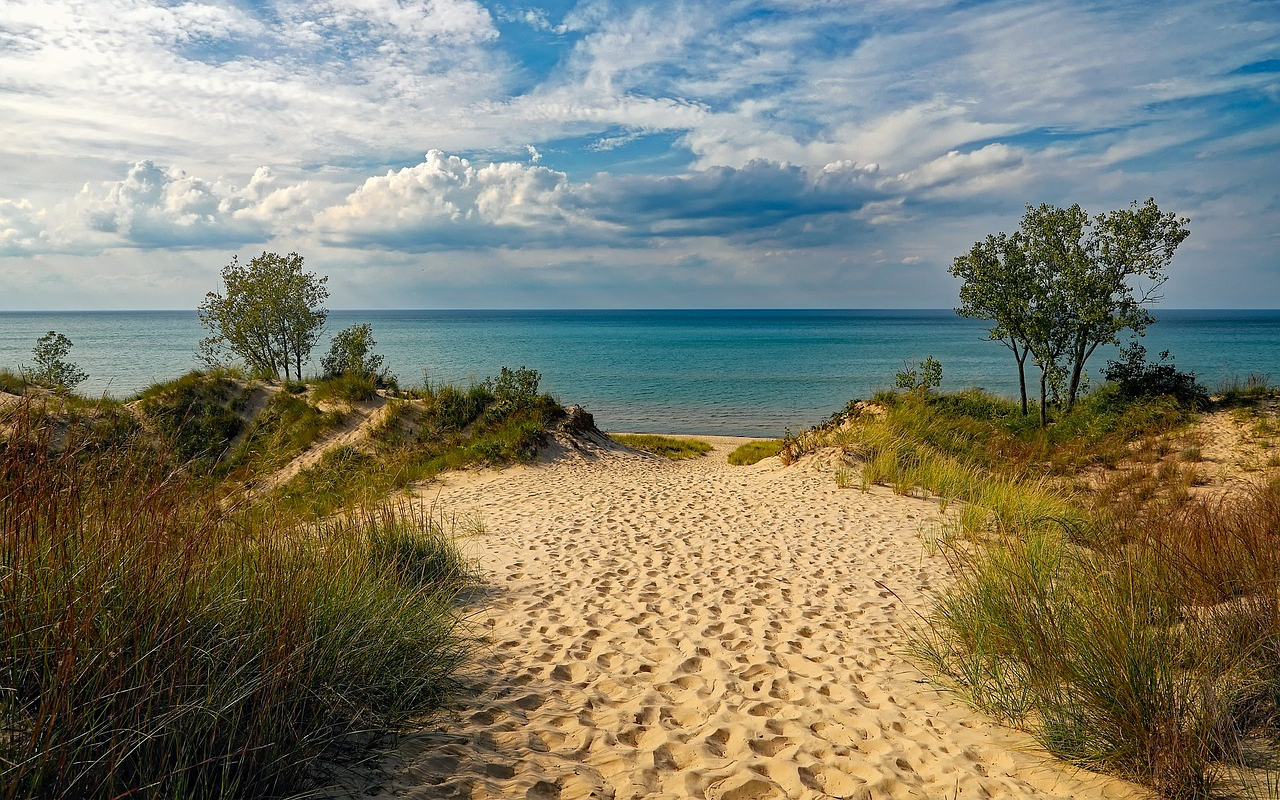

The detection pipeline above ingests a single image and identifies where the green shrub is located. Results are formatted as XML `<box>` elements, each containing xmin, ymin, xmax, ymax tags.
<box><xmin>1104</xmin><ymin>342</ymin><xmax>1209</xmax><ymax>409</ymax></box>
<box><xmin>27</xmin><ymin>330</ymin><xmax>87</xmax><ymax>391</ymax></box>
<box><xmin>727</xmin><ymin>439</ymin><xmax>783</xmax><ymax>465</ymax></box>
<box><xmin>321</xmin><ymin>323</ymin><xmax>394</xmax><ymax>387</ymax></box>
<box><xmin>138</xmin><ymin>371</ymin><xmax>247</xmax><ymax>466</ymax></box>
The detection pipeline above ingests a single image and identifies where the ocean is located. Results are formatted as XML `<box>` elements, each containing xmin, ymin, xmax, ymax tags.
<box><xmin>1</xmin><ymin>309</ymin><xmax>1276</xmax><ymax>437</ymax></box>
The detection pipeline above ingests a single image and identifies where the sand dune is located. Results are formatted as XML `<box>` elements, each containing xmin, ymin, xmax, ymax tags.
<box><xmin>345</xmin><ymin>435</ymin><xmax>1145</xmax><ymax>799</ymax></box>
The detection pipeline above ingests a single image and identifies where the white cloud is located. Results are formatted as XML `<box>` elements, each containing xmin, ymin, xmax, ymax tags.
<box><xmin>71</xmin><ymin>160</ymin><xmax>320</xmax><ymax>248</ymax></box>
<box><xmin>315</xmin><ymin>150</ymin><xmax>593</xmax><ymax>247</ymax></box>
<box><xmin>0</xmin><ymin>199</ymin><xmax>49</xmax><ymax>256</ymax></box>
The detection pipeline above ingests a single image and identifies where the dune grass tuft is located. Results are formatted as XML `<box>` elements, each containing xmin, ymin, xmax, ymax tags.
<box><xmin>727</xmin><ymin>439</ymin><xmax>783</xmax><ymax>465</ymax></box>
<box><xmin>611</xmin><ymin>433</ymin><xmax>713</xmax><ymax>459</ymax></box>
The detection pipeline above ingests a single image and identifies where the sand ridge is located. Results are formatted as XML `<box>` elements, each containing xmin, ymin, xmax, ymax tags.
<box><xmin>346</xmin><ymin>435</ymin><xmax>1144</xmax><ymax>800</ymax></box>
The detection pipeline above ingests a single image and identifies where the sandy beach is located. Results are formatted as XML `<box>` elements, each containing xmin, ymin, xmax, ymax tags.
<box><xmin>347</xmin><ymin>434</ymin><xmax>1146</xmax><ymax>800</ymax></box>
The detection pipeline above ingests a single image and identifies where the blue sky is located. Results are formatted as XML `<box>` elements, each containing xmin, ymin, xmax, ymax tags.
<box><xmin>1</xmin><ymin>0</ymin><xmax>1277</xmax><ymax>309</ymax></box>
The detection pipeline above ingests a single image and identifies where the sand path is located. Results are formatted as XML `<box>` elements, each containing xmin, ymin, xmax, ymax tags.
<box><xmin>359</xmin><ymin>436</ymin><xmax>1144</xmax><ymax>800</ymax></box>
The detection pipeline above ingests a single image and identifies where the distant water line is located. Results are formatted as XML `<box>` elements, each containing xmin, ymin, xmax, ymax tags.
<box><xmin>1</xmin><ymin>309</ymin><xmax>1276</xmax><ymax>437</ymax></box>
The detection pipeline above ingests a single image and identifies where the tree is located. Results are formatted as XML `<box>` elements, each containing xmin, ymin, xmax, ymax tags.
<box><xmin>198</xmin><ymin>252</ymin><xmax>328</xmax><ymax>381</ymax></box>
<box><xmin>950</xmin><ymin>232</ymin><xmax>1036</xmax><ymax>415</ymax></box>
<box><xmin>321</xmin><ymin>323</ymin><xmax>387</xmax><ymax>382</ymax></box>
<box><xmin>951</xmin><ymin>199</ymin><xmax>1190</xmax><ymax>423</ymax></box>
<box><xmin>895</xmin><ymin>356</ymin><xmax>943</xmax><ymax>395</ymax></box>
<box><xmin>28</xmin><ymin>331</ymin><xmax>87</xmax><ymax>391</ymax></box>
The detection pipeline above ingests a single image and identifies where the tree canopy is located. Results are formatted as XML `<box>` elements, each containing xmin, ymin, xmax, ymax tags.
<box><xmin>950</xmin><ymin>199</ymin><xmax>1190</xmax><ymax>424</ymax></box>
<box><xmin>198</xmin><ymin>252</ymin><xmax>328</xmax><ymax>382</ymax></box>
<box><xmin>321</xmin><ymin>323</ymin><xmax>387</xmax><ymax>382</ymax></box>
<box><xmin>28</xmin><ymin>331</ymin><xmax>87</xmax><ymax>391</ymax></box>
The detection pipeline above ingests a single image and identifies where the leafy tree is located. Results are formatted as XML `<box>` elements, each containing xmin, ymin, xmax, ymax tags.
<box><xmin>28</xmin><ymin>330</ymin><xmax>87</xmax><ymax>391</ymax></box>
<box><xmin>951</xmin><ymin>232</ymin><xmax>1035</xmax><ymax>414</ymax></box>
<box><xmin>198</xmin><ymin>252</ymin><xmax>328</xmax><ymax>381</ymax></box>
<box><xmin>321</xmin><ymin>323</ymin><xmax>388</xmax><ymax>382</ymax></box>
<box><xmin>951</xmin><ymin>199</ymin><xmax>1189</xmax><ymax>424</ymax></box>
<box><xmin>895</xmin><ymin>356</ymin><xmax>942</xmax><ymax>395</ymax></box>
<box><xmin>1025</xmin><ymin>199</ymin><xmax>1189</xmax><ymax>410</ymax></box>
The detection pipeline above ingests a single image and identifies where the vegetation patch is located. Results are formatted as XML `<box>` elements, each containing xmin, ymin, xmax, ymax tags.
<box><xmin>275</xmin><ymin>367</ymin><xmax>562</xmax><ymax>518</ymax></box>
<box><xmin>727</xmin><ymin>439</ymin><xmax>783</xmax><ymax>465</ymax></box>
<box><xmin>612</xmin><ymin>433</ymin><xmax>713</xmax><ymax>460</ymax></box>
<box><xmin>137</xmin><ymin>369</ymin><xmax>249</xmax><ymax>467</ymax></box>
<box><xmin>798</xmin><ymin>382</ymin><xmax>1279</xmax><ymax>798</ymax></box>
<box><xmin>0</xmin><ymin>402</ymin><xmax>479</xmax><ymax>799</ymax></box>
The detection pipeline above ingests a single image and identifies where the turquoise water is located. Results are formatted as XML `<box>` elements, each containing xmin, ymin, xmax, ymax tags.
<box><xmin>1</xmin><ymin>309</ymin><xmax>1277</xmax><ymax>436</ymax></box>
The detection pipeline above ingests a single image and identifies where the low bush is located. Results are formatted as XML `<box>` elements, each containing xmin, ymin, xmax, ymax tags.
<box><xmin>137</xmin><ymin>370</ymin><xmax>248</xmax><ymax>466</ymax></box>
<box><xmin>1104</xmin><ymin>342</ymin><xmax>1210</xmax><ymax>409</ymax></box>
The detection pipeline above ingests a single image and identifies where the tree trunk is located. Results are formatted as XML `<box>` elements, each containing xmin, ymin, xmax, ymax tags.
<box><xmin>1039</xmin><ymin>367</ymin><xmax>1049</xmax><ymax>427</ymax></box>
<box><xmin>1016</xmin><ymin>344</ymin><xmax>1029</xmax><ymax>416</ymax></box>
<box><xmin>1065</xmin><ymin>338</ymin><xmax>1086</xmax><ymax>411</ymax></box>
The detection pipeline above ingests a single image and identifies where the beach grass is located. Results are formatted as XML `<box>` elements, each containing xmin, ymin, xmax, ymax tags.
<box><xmin>0</xmin><ymin>397</ymin><xmax>479</xmax><ymax>799</ymax></box>
<box><xmin>805</xmin><ymin>386</ymin><xmax>1280</xmax><ymax>797</ymax></box>
<box><xmin>611</xmin><ymin>433</ymin><xmax>713</xmax><ymax>459</ymax></box>
<box><xmin>727</xmin><ymin>439</ymin><xmax>783</xmax><ymax>465</ymax></box>
<box><xmin>274</xmin><ymin>369</ymin><xmax>563</xmax><ymax>518</ymax></box>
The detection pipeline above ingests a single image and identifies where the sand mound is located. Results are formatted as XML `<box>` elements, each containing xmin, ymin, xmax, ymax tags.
<box><xmin>327</xmin><ymin>436</ymin><xmax>1142</xmax><ymax>800</ymax></box>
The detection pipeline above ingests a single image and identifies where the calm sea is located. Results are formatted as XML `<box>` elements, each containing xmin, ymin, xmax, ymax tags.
<box><xmin>1</xmin><ymin>309</ymin><xmax>1276</xmax><ymax>436</ymax></box>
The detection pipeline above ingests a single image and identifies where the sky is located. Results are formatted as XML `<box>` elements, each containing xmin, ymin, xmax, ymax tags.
<box><xmin>1</xmin><ymin>0</ymin><xmax>1277</xmax><ymax>310</ymax></box>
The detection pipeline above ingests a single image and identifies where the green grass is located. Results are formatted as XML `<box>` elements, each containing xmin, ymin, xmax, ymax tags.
<box><xmin>612</xmin><ymin>433</ymin><xmax>713</xmax><ymax>459</ymax></box>
<box><xmin>800</xmin><ymin>385</ymin><xmax>1280</xmax><ymax>798</ymax></box>
<box><xmin>727</xmin><ymin>439</ymin><xmax>783</xmax><ymax>465</ymax></box>
<box><xmin>137</xmin><ymin>370</ymin><xmax>250</xmax><ymax>467</ymax></box>
<box><xmin>309</xmin><ymin>372</ymin><xmax>379</xmax><ymax>403</ymax></box>
<box><xmin>274</xmin><ymin>372</ymin><xmax>563</xmax><ymax>518</ymax></box>
<box><xmin>0</xmin><ymin>400</ymin><xmax>480</xmax><ymax>799</ymax></box>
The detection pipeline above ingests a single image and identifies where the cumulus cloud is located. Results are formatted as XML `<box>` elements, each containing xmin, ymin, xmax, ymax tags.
<box><xmin>0</xmin><ymin>199</ymin><xmax>49</xmax><ymax>256</ymax></box>
<box><xmin>315</xmin><ymin>150</ymin><xmax>593</xmax><ymax>249</ymax></box>
<box><xmin>314</xmin><ymin>152</ymin><xmax>885</xmax><ymax>248</ymax></box>
<box><xmin>896</xmin><ymin>143</ymin><xmax>1028</xmax><ymax>195</ymax></box>
<box><xmin>72</xmin><ymin>160</ymin><xmax>319</xmax><ymax>248</ymax></box>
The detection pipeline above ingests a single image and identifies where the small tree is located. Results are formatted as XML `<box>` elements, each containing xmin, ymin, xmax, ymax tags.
<box><xmin>951</xmin><ymin>232</ymin><xmax>1035</xmax><ymax>415</ymax></box>
<box><xmin>198</xmin><ymin>252</ymin><xmax>328</xmax><ymax>381</ymax></box>
<box><xmin>895</xmin><ymin>356</ymin><xmax>942</xmax><ymax>395</ymax></box>
<box><xmin>28</xmin><ymin>331</ymin><xmax>87</xmax><ymax>391</ymax></box>
<box><xmin>321</xmin><ymin>323</ymin><xmax>387</xmax><ymax>382</ymax></box>
<box><xmin>951</xmin><ymin>199</ymin><xmax>1189</xmax><ymax>424</ymax></box>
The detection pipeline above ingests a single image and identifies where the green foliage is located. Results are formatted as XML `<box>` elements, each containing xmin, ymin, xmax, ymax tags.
<box><xmin>894</xmin><ymin>355</ymin><xmax>943</xmax><ymax>394</ymax></box>
<box><xmin>612</xmin><ymin>433</ymin><xmax>713</xmax><ymax>460</ymax></box>
<box><xmin>276</xmin><ymin>368</ymin><xmax>562</xmax><ymax>518</ymax></box>
<box><xmin>485</xmin><ymin>365</ymin><xmax>542</xmax><ymax>417</ymax></box>
<box><xmin>727</xmin><ymin>439</ymin><xmax>783</xmax><ymax>465</ymax></box>
<box><xmin>0</xmin><ymin>403</ymin><xmax>478</xmax><ymax>799</ymax></box>
<box><xmin>311</xmin><ymin>372</ymin><xmax>379</xmax><ymax>403</ymax></box>
<box><xmin>951</xmin><ymin>199</ymin><xmax>1191</xmax><ymax>422</ymax></box>
<box><xmin>198</xmin><ymin>251</ymin><xmax>328</xmax><ymax>382</ymax></box>
<box><xmin>322</xmin><ymin>322</ymin><xmax>392</xmax><ymax>386</ymax></box>
<box><xmin>1104</xmin><ymin>341</ymin><xmax>1209</xmax><ymax>409</ymax></box>
<box><xmin>138</xmin><ymin>371</ymin><xmax>247</xmax><ymax>466</ymax></box>
<box><xmin>0</xmin><ymin>367</ymin><xmax>30</xmax><ymax>394</ymax></box>
<box><xmin>28</xmin><ymin>330</ymin><xmax>87</xmax><ymax>391</ymax></box>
